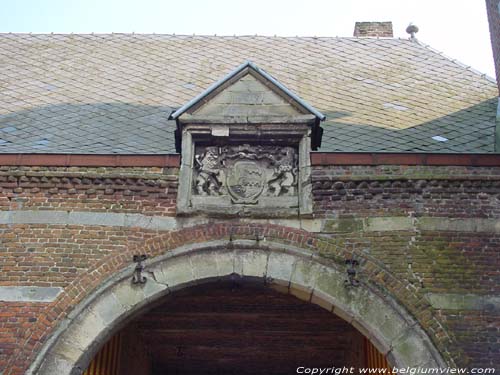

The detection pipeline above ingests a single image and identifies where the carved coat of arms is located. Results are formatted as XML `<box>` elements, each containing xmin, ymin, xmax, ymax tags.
<box><xmin>226</xmin><ymin>161</ymin><xmax>266</xmax><ymax>204</ymax></box>
<box><xmin>193</xmin><ymin>144</ymin><xmax>297</xmax><ymax>204</ymax></box>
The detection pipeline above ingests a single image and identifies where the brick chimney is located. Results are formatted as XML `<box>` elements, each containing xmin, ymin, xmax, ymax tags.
<box><xmin>486</xmin><ymin>0</ymin><xmax>500</xmax><ymax>95</ymax></box>
<box><xmin>353</xmin><ymin>22</ymin><xmax>393</xmax><ymax>37</ymax></box>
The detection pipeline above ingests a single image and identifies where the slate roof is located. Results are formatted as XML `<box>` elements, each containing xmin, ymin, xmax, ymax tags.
<box><xmin>0</xmin><ymin>33</ymin><xmax>497</xmax><ymax>154</ymax></box>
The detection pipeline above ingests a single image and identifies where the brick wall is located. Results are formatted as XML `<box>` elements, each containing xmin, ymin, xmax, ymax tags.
<box><xmin>0</xmin><ymin>164</ymin><xmax>499</xmax><ymax>373</ymax></box>
<box><xmin>0</xmin><ymin>166</ymin><xmax>178</xmax><ymax>215</ymax></box>
<box><xmin>486</xmin><ymin>0</ymin><xmax>500</xmax><ymax>94</ymax></box>
<box><xmin>312</xmin><ymin>165</ymin><xmax>500</xmax><ymax>218</ymax></box>
<box><xmin>312</xmin><ymin>164</ymin><xmax>500</xmax><ymax>369</ymax></box>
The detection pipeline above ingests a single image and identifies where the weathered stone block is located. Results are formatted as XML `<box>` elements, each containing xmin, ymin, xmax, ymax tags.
<box><xmin>350</xmin><ymin>289</ymin><xmax>410</xmax><ymax>343</ymax></box>
<box><xmin>214</xmin><ymin>250</ymin><xmax>235</xmax><ymax>276</ymax></box>
<box><xmin>290</xmin><ymin>258</ymin><xmax>321</xmax><ymax>291</ymax></box>
<box><xmin>365</xmin><ymin>217</ymin><xmax>414</xmax><ymax>232</ymax></box>
<box><xmin>90</xmin><ymin>293</ymin><xmax>126</xmax><ymax>326</ymax></box>
<box><xmin>51</xmin><ymin>339</ymin><xmax>84</xmax><ymax>364</ymax></box>
<box><xmin>141</xmin><ymin>277</ymin><xmax>169</xmax><ymax>301</ymax></box>
<box><xmin>0</xmin><ymin>286</ymin><xmax>62</xmax><ymax>302</ymax></box>
<box><xmin>391</xmin><ymin>330</ymin><xmax>437</xmax><ymax>367</ymax></box>
<box><xmin>38</xmin><ymin>355</ymin><xmax>75</xmax><ymax>375</ymax></box>
<box><xmin>153</xmin><ymin>256</ymin><xmax>195</xmax><ymax>290</ymax></box>
<box><xmin>299</xmin><ymin>219</ymin><xmax>322</xmax><ymax>232</ymax></box>
<box><xmin>234</xmin><ymin>250</ymin><xmax>268</xmax><ymax>278</ymax></box>
<box><xmin>289</xmin><ymin>286</ymin><xmax>311</xmax><ymax>302</ymax></box>
<box><xmin>332</xmin><ymin>305</ymin><xmax>354</xmax><ymax>323</ymax></box>
<box><xmin>11</xmin><ymin>210</ymin><xmax>68</xmax><ymax>224</ymax></box>
<box><xmin>190</xmin><ymin>252</ymin><xmax>219</xmax><ymax>281</ymax></box>
<box><xmin>266</xmin><ymin>252</ymin><xmax>296</xmax><ymax>285</ymax></box>
<box><xmin>63</xmin><ymin>309</ymin><xmax>106</xmax><ymax>352</ymax></box>
<box><xmin>311</xmin><ymin>290</ymin><xmax>334</xmax><ymax>312</ymax></box>
<box><xmin>112</xmin><ymin>281</ymin><xmax>147</xmax><ymax>309</ymax></box>
<box><xmin>424</xmin><ymin>293</ymin><xmax>496</xmax><ymax>310</ymax></box>
<box><xmin>68</xmin><ymin>212</ymin><xmax>124</xmax><ymax>227</ymax></box>
<box><xmin>314</xmin><ymin>265</ymin><xmax>350</xmax><ymax>309</ymax></box>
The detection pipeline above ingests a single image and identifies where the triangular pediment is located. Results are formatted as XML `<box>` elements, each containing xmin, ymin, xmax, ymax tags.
<box><xmin>194</xmin><ymin>73</ymin><xmax>304</xmax><ymax>117</ymax></box>
<box><xmin>171</xmin><ymin>61</ymin><xmax>325</xmax><ymax>122</ymax></box>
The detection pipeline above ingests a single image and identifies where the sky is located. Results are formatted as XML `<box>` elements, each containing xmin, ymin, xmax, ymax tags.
<box><xmin>0</xmin><ymin>0</ymin><xmax>496</xmax><ymax>79</ymax></box>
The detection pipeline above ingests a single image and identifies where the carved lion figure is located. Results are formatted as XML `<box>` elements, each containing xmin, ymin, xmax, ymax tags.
<box><xmin>194</xmin><ymin>147</ymin><xmax>223</xmax><ymax>196</ymax></box>
<box><xmin>268</xmin><ymin>147</ymin><xmax>297</xmax><ymax>196</ymax></box>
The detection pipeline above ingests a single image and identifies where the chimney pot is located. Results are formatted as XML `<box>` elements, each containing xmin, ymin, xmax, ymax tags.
<box><xmin>353</xmin><ymin>21</ymin><xmax>393</xmax><ymax>38</ymax></box>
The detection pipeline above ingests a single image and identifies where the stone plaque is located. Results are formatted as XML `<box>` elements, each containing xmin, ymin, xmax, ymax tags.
<box><xmin>192</xmin><ymin>144</ymin><xmax>298</xmax><ymax>205</ymax></box>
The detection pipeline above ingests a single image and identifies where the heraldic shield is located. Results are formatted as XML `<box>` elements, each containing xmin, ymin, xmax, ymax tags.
<box><xmin>226</xmin><ymin>161</ymin><xmax>266</xmax><ymax>204</ymax></box>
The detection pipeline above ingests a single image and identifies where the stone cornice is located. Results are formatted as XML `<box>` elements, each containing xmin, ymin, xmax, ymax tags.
<box><xmin>0</xmin><ymin>154</ymin><xmax>180</xmax><ymax>167</ymax></box>
<box><xmin>1</xmin><ymin>210</ymin><xmax>499</xmax><ymax>234</ymax></box>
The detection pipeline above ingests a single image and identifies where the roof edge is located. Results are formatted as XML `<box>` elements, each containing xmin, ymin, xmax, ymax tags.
<box><xmin>0</xmin><ymin>154</ymin><xmax>180</xmax><ymax>167</ymax></box>
<box><xmin>413</xmin><ymin>38</ymin><xmax>497</xmax><ymax>84</ymax></box>
<box><xmin>170</xmin><ymin>61</ymin><xmax>326</xmax><ymax>121</ymax></box>
<box><xmin>0</xmin><ymin>153</ymin><xmax>497</xmax><ymax>167</ymax></box>
<box><xmin>311</xmin><ymin>152</ymin><xmax>500</xmax><ymax>166</ymax></box>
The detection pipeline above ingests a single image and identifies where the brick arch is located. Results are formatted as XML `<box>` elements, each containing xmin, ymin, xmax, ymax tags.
<box><xmin>29</xmin><ymin>238</ymin><xmax>445</xmax><ymax>374</ymax></box>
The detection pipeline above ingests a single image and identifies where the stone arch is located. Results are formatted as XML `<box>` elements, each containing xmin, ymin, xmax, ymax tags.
<box><xmin>30</xmin><ymin>240</ymin><xmax>445</xmax><ymax>374</ymax></box>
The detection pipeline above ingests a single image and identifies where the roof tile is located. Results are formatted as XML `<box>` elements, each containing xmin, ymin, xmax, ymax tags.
<box><xmin>0</xmin><ymin>34</ymin><xmax>497</xmax><ymax>154</ymax></box>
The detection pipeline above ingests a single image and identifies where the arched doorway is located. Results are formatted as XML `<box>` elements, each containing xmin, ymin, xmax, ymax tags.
<box><xmin>31</xmin><ymin>243</ymin><xmax>445</xmax><ymax>374</ymax></box>
<box><xmin>84</xmin><ymin>279</ymin><xmax>386</xmax><ymax>375</ymax></box>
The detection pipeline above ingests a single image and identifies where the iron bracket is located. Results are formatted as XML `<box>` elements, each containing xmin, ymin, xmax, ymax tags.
<box><xmin>132</xmin><ymin>254</ymin><xmax>148</xmax><ymax>284</ymax></box>
<box><xmin>344</xmin><ymin>259</ymin><xmax>360</xmax><ymax>287</ymax></box>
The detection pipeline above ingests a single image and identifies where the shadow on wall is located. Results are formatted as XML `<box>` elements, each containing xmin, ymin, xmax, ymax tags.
<box><xmin>0</xmin><ymin>99</ymin><xmax>496</xmax><ymax>154</ymax></box>
<box><xmin>0</xmin><ymin>103</ymin><xmax>177</xmax><ymax>154</ymax></box>
<box><xmin>320</xmin><ymin>98</ymin><xmax>497</xmax><ymax>153</ymax></box>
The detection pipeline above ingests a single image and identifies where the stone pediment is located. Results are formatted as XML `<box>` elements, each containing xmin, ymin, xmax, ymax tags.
<box><xmin>194</xmin><ymin>73</ymin><xmax>304</xmax><ymax>118</ymax></box>
<box><xmin>171</xmin><ymin>61</ymin><xmax>325</xmax><ymax>125</ymax></box>
<box><xmin>172</xmin><ymin>62</ymin><xmax>325</xmax><ymax>217</ymax></box>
